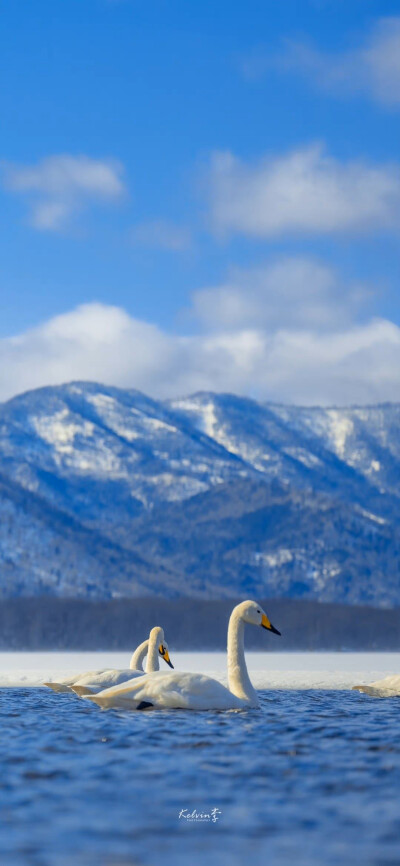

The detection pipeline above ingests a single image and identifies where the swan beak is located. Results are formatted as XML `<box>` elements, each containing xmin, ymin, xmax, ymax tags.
<box><xmin>164</xmin><ymin>650</ymin><xmax>174</xmax><ymax>669</ymax></box>
<box><xmin>261</xmin><ymin>613</ymin><xmax>281</xmax><ymax>635</ymax></box>
<box><xmin>159</xmin><ymin>645</ymin><xmax>174</xmax><ymax>668</ymax></box>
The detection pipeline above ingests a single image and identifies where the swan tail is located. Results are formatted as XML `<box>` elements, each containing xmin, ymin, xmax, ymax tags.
<box><xmin>85</xmin><ymin>693</ymin><xmax>145</xmax><ymax>710</ymax></box>
<box><xmin>71</xmin><ymin>685</ymin><xmax>95</xmax><ymax>696</ymax></box>
<box><xmin>43</xmin><ymin>682</ymin><xmax>72</xmax><ymax>693</ymax></box>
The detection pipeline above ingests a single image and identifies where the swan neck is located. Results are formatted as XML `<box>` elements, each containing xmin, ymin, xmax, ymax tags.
<box><xmin>227</xmin><ymin>610</ymin><xmax>258</xmax><ymax>707</ymax></box>
<box><xmin>146</xmin><ymin>629</ymin><xmax>161</xmax><ymax>673</ymax></box>
<box><xmin>130</xmin><ymin>640</ymin><xmax>148</xmax><ymax>671</ymax></box>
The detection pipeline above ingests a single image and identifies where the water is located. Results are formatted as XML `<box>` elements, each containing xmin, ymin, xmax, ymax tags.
<box><xmin>1</xmin><ymin>686</ymin><xmax>400</xmax><ymax>866</ymax></box>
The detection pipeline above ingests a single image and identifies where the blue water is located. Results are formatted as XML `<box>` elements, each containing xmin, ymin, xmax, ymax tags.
<box><xmin>0</xmin><ymin>688</ymin><xmax>399</xmax><ymax>866</ymax></box>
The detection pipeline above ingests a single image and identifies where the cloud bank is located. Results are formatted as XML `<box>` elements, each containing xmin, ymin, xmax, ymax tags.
<box><xmin>207</xmin><ymin>144</ymin><xmax>400</xmax><ymax>239</ymax></box>
<box><xmin>1</xmin><ymin>259</ymin><xmax>400</xmax><ymax>406</ymax></box>
<box><xmin>191</xmin><ymin>259</ymin><xmax>368</xmax><ymax>332</ymax></box>
<box><xmin>2</xmin><ymin>155</ymin><xmax>126</xmax><ymax>231</ymax></box>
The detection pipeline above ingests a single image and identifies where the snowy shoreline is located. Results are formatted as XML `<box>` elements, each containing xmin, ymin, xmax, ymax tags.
<box><xmin>0</xmin><ymin>651</ymin><xmax>400</xmax><ymax>691</ymax></box>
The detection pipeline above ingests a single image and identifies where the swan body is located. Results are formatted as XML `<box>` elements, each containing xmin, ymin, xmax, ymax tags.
<box><xmin>71</xmin><ymin>668</ymin><xmax>148</xmax><ymax>696</ymax></box>
<box><xmin>44</xmin><ymin>641</ymin><xmax>149</xmax><ymax>694</ymax></box>
<box><xmin>87</xmin><ymin>670</ymin><xmax>248</xmax><ymax>710</ymax></box>
<box><xmin>44</xmin><ymin>628</ymin><xmax>172</xmax><ymax>695</ymax></box>
<box><xmin>87</xmin><ymin>600</ymin><xmax>280</xmax><ymax>711</ymax></box>
<box><xmin>352</xmin><ymin>675</ymin><xmax>400</xmax><ymax>698</ymax></box>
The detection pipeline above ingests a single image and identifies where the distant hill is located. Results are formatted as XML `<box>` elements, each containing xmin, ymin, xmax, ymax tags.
<box><xmin>0</xmin><ymin>381</ymin><xmax>400</xmax><ymax>605</ymax></box>
<box><xmin>0</xmin><ymin>597</ymin><xmax>399</xmax><ymax>651</ymax></box>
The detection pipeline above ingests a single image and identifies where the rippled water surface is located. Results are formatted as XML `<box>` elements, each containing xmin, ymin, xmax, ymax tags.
<box><xmin>1</xmin><ymin>688</ymin><xmax>400</xmax><ymax>866</ymax></box>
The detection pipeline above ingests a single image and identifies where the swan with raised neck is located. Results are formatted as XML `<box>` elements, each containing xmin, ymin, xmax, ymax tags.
<box><xmin>86</xmin><ymin>600</ymin><xmax>280</xmax><ymax>711</ymax></box>
<box><xmin>227</xmin><ymin>602</ymin><xmax>261</xmax><ymax>705</ymax></box>
<box><xmin>130</xmin><ymin>627</ymin><xmax>166</xmax><ymax>672</ymax></box>
<box><xmin>44</xmin><ymin>626</ymin><xmax>173</xmax><ymax>694</ymax></box>
<box><xmin>69</xmin><ymin>625</ymin><xmax>173</xmax><ymax>695</ymax></box>
<box><xmin>139</xmin><ymin>627</ymin><xmax>169</xmax><ymax>673</ymax></box>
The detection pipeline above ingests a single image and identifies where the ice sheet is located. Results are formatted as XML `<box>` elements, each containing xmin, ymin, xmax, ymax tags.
<box><xmin>1</xmin><ymin>651</ymin><xmax>400</xmax><ymax>690</ymax></box>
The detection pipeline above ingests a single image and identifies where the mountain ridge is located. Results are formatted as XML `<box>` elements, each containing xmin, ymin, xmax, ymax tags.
<box><xmin>1</xmin><ymin>381</ymin><xmax>400</xmax><ymax>605</ymax></box>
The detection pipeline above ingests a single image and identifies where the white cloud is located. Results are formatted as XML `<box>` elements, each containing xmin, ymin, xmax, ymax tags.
<box><xmin>207</xmin><ymin>144</ymin><xmax>400</xmax><ymax>239</ymax></box>
<box><xmin>253</xmin><ymin>16</ymin><xmax>400</xmax><ymax>107</ymax></box>
<box><xmin>254</xmin><ymin>319</ymin><xmax>400</xmax><ymax>406</ymax></box>
<box><xmin>191</xmin><ymin>258</ymin><xmax>368</xmax><ymax>332</ymax></box>
<box><xmin>1</xmin><ymin>304</ymin><xmax>176</xmax><ymax>399</ymax></box>
<box><xmin>2</xmin><ymin>155</ymin><xmax>126</xmax><ymax>231</ymax></box>
<box><xmin>1</xmin><ymin>268</ymin><xmax>400</xmax><ymax>407</ymax></box>
<box><xmin>130</xmin><ymin>219</ymin><xmax>192</xmax><ymax>251</ymax></box>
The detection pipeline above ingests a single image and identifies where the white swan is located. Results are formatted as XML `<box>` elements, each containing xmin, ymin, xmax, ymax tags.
<box><xmin>352</xmin><ymin>675</ymin><xmax>400</xmax><ymax>698</ymax></box>
<box><xmin>86</xmin><ymin>600</ymin><xmax>280</xmax><ymax>711</ymax></box>
<box><xmin>71</xmin><ymin>627</ymin><xmax>173</xmax><ymax>695</ymax></box>
<box><xmin>44</xmin><ymin>627</ymin><xmax>173</xmax><ymax>695</ymax></box>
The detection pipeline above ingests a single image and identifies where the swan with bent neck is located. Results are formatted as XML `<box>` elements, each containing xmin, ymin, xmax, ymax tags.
<box><xmin>87</xmin><ymin>601</ymin><xmax>281</xmax><ymax>711</ymax></box>
<box><xmin>44</xmin><ymin>627</ymin><xmax>173</xmax><ymax>695</ymax></box>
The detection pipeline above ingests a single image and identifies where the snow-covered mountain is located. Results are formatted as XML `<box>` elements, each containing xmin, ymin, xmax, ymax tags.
<box><xmin>169</xmin><ymin>392</ymin><xmax>400</xmax><ymax>510</ymax></box>
<box><xmin>1</xmin><ymin>381</ymin><xmax>400</xmax><ymax>605</ymax></box>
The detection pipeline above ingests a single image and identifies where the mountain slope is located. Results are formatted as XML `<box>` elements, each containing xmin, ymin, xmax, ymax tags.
<box><xmin>0</xmin><ymin>471</ymin><xmax>178</xmax><ymax>598</ymax></box>
<box><xmin>1</xmin><ymin>381</ymin><xmax>400</xmax><ymax>605</ymax></box>
<box><xmin>128</xmin><ymin>476</ymin><xmax>400</xmax><ymax>605</ymax></box>
<box><xmin>169</xmin><ymin>393</ymin><xmax>400</xmax><ymax>515</ymax></box>
<box><xmin>0</xmin><ymin>382</ymin><xmax>247</xmax><ymax>536</ymax></box>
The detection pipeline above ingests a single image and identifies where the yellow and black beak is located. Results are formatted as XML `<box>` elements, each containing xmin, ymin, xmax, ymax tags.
<box><xmin>261</xmin><ymin>613</ymin><xmax>281</xmax><ymax>636</ymax></box>
<box><xmin>159</xmin><ymin>644</ymin><xmax>174</xmax><ymax>668</ymax></box>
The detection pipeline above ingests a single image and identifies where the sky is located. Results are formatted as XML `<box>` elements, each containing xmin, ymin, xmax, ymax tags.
<box><xmin>1</xmin><ymin>0</ymin><xmax>400</xmax><ymax>405</ymax></box>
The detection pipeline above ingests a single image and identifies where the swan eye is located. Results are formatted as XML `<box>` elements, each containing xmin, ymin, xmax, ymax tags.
<box><xmin>159</xmin><ymin>644</ymin><xmax>165</xmax><ymax>655</ymax></box>
<box><xmin>256</xmin><ymin>609</ymin><xmax>260</xmax><ymax>614</ymax></box>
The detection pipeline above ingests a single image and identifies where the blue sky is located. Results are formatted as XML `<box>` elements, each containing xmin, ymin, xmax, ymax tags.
<box><xmin>1</xmin><ymin>0</ymin><xmax>400</xmax><ymax>404</ymax></box>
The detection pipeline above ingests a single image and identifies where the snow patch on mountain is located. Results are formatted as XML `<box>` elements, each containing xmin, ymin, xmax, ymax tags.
<box><xmin>1</xmin><ymin>382</ymin><xmax>400</xmax><ymax>604</ymax></box>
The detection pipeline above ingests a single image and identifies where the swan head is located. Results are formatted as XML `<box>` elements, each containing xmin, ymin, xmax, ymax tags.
<box><xmin>149</xmin><ymin>626</ymin><xmax>174</xmax><ymax>668</ymax></box>
<box><xmin>159</xmin><ymin>640</ymin><xmax>174</xmax><ymax>669</ymax></box>
<box><xmin>238</xmin><ymin>600</ymin><xmax>281</xmax><ymax>635</ymax></box>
